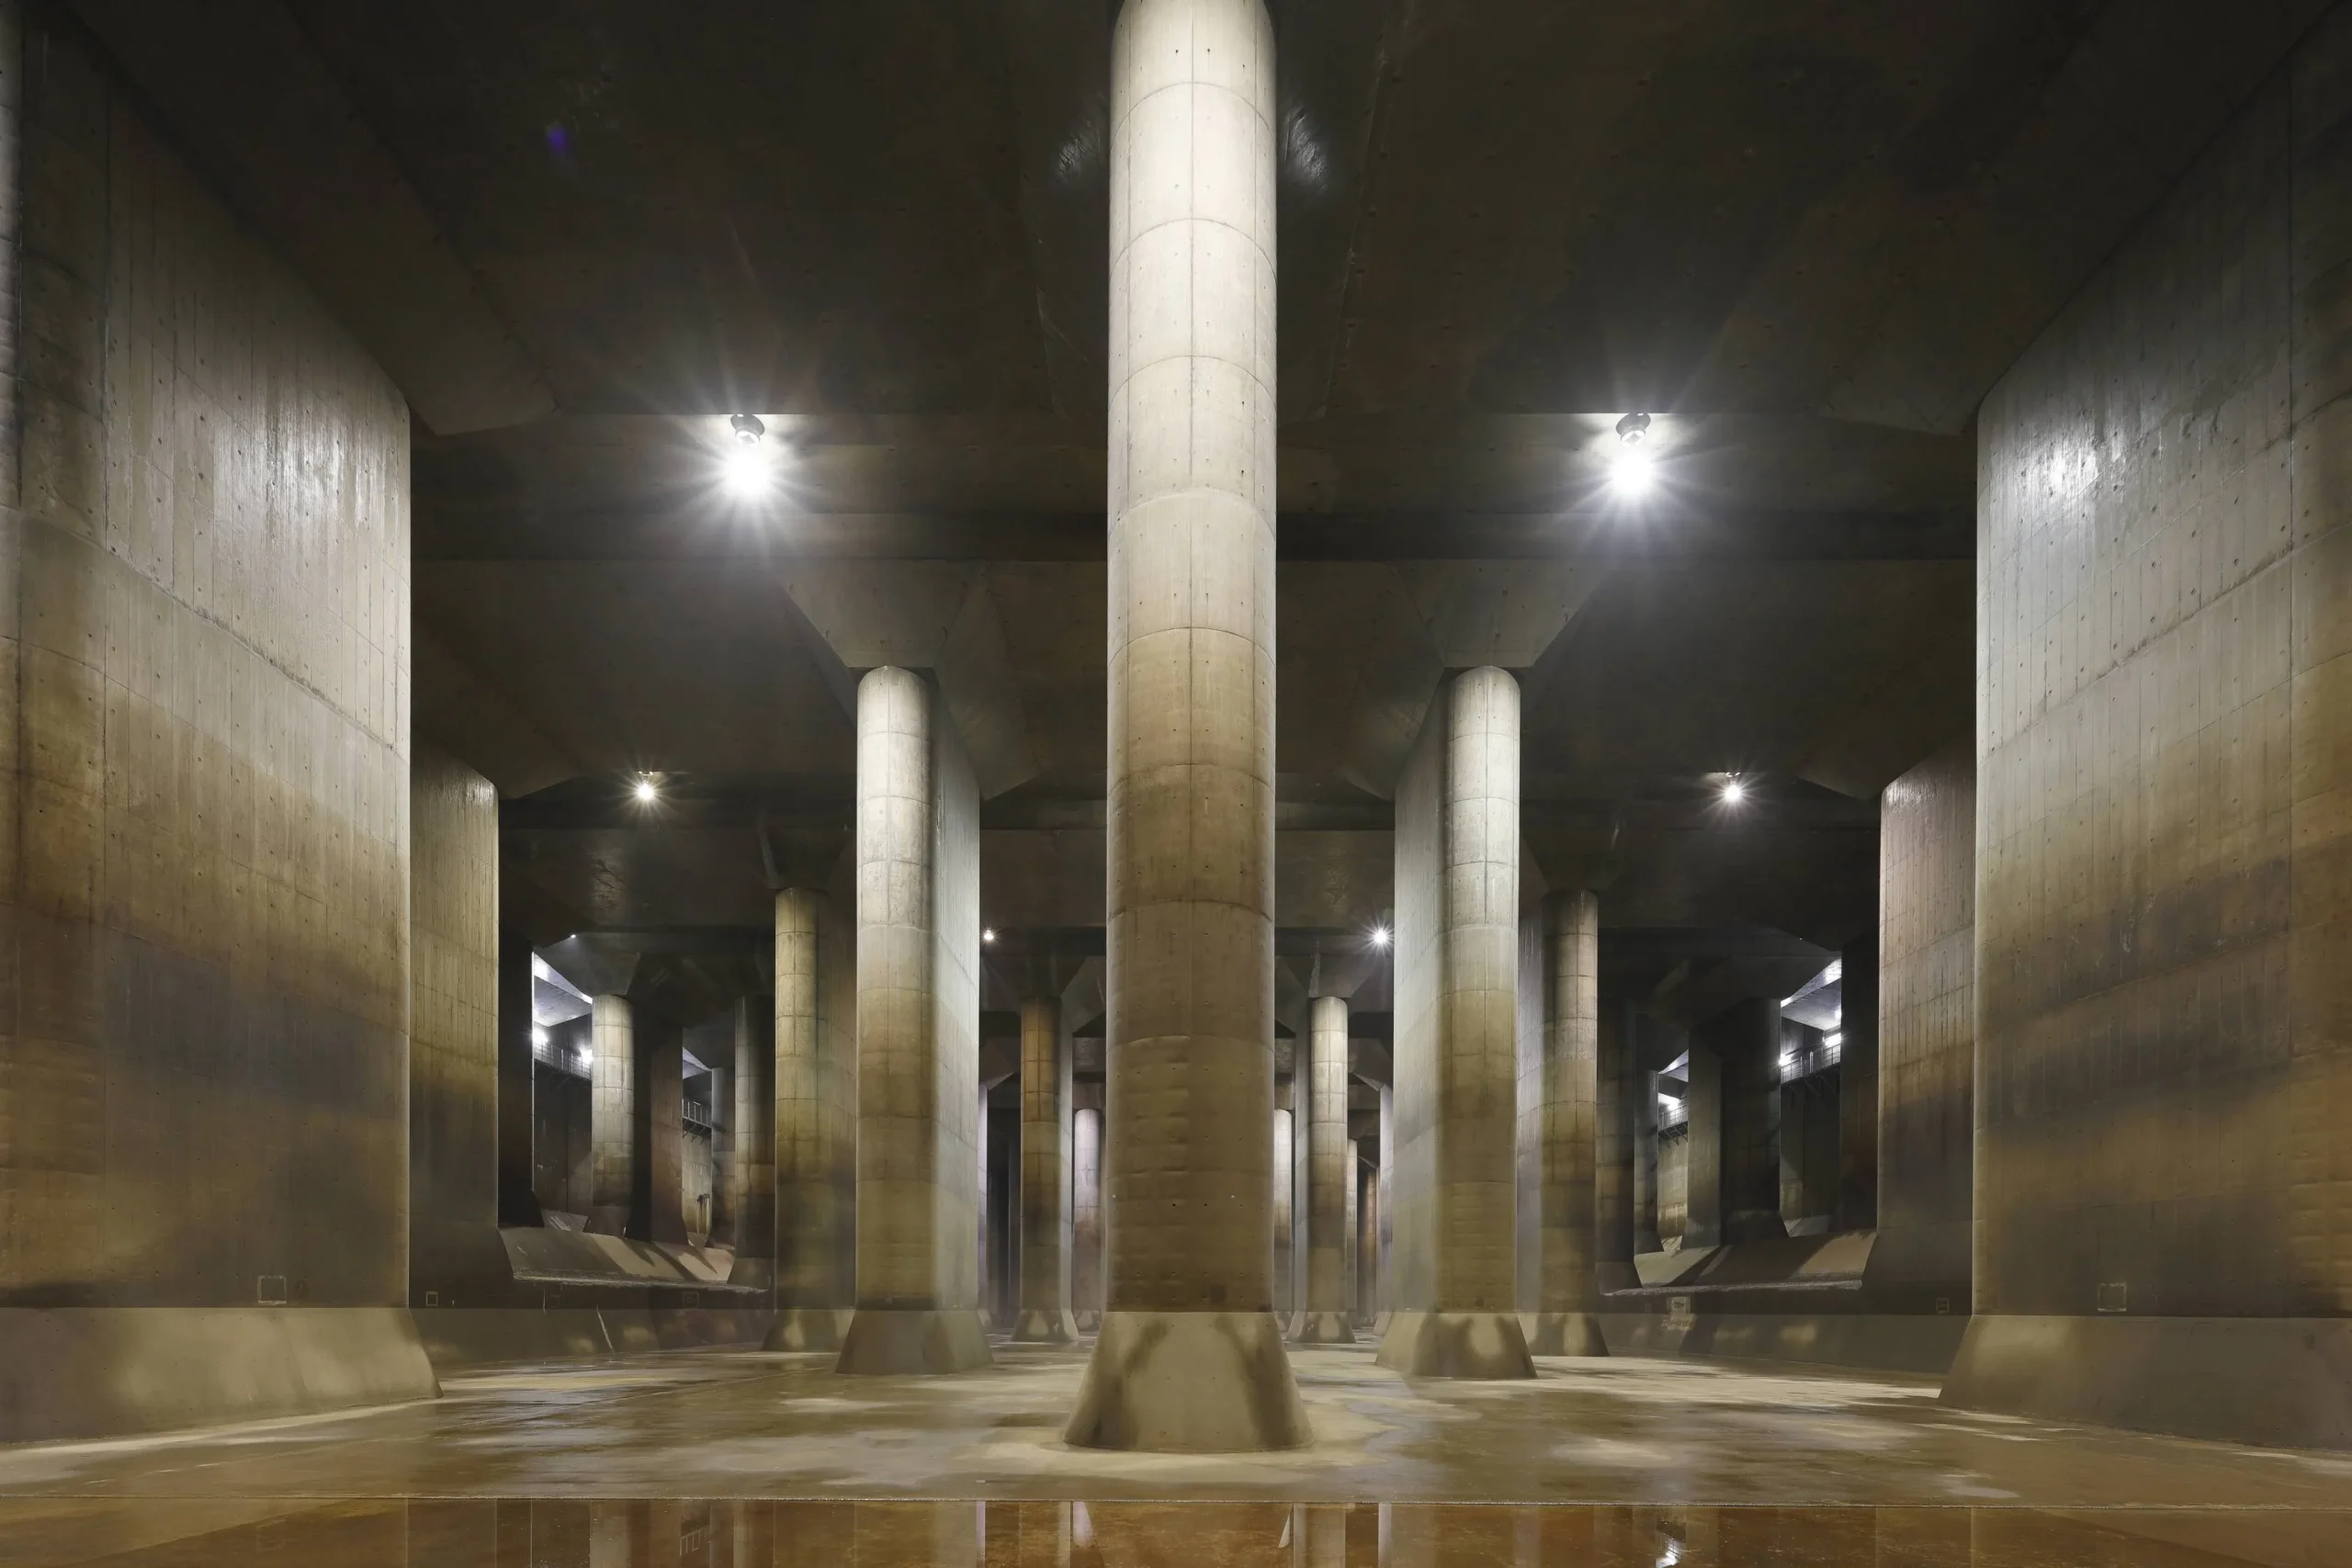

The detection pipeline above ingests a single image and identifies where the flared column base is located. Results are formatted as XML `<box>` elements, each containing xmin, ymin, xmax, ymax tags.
<box><xmin>1064</xmin><ymin>1310</ymin><xmax>1311</xmax><ymax>1452</ymax></box>
<box><xmin>1520</xmin><ymin>1310</ymin><xmax>1611</xmax><ymax>1357</ymax></box>
<box><xmin>1009</xmin><ymin>1308</ymin><xmax>1080</xmax><ymax>1344</ymax></box>
<box><xmin>1374</xmin><ymin>1310</ymin><xmax>1537</xmax><ymax>1379</ymax></box>
<box><xmin>763</xmin><ymin>1307</ymin><xmax>854</xmax><ymax>1352</ymax></box>
<box><xmin>1288</xmin><ymin>1310</ymin><xmax>1356</xmax><ymax>1346</ymax></box>
<box><xmin>834</xmin><ymin>1308</ymin><xmax>992</xmax><ymax>1374</ymax></box>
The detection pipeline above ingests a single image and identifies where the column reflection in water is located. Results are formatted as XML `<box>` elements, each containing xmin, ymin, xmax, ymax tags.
<box><xmin>15</xmin><ymin>1497</ymin><xmax>2323</xmax><ymax>1565</ymax></box>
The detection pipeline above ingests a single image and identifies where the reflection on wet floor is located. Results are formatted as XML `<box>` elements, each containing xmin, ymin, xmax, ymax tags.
<box><xmin>3</xmin><ymin>1499</ymin><xmax>2343</xmax><ymax>1567</ymax></box>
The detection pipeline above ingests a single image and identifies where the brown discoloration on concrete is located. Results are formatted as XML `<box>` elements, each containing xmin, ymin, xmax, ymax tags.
<box><xmin>1381</xmin><ymin>669</ymin><xmax>1534</xmax><ymax>1380</ymax></box>
<box><xmin>840</xmin><ymin>667</ymin><xmax>988</xmax><ymax>1373</ymax></box>
<box><xmin>1071</xmin><ymin>0</ymin><xmax>1303</xmax><ymax>1450</ymax></box>
<box><xmin>0</xmin><ymin>3</ymin><xmax>433</xmax><ymax>1438</ymax></box>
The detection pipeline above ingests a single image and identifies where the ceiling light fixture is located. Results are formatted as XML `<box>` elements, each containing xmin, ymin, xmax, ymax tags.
<box><xmin>1370</xmin><ymin>925</ymin><xmax>1392</xmax><ymax>949</ymax></box>
<box><xmin>723</xmin><ymin>413</ymin><xmax>773</xmax><ymax>498</ymax></box>
<box><xmin>633</xmin><ymin>775</ymin><xmax>660</xmax><ymax>804</ymax></box>
<box><xmin>982</xmin><ymin>928</ymin><xmax>997</xmax><ymax>944</ymax></box>
<box><xmin>1720</xmin><ymin>776</ymin><xmax>1747</xmax><ymax>806</ymax></box>
<box><xmin>1612</xmin><ymin>412</ymin><xmax>1655</xmax><ymax>496</ymax></box>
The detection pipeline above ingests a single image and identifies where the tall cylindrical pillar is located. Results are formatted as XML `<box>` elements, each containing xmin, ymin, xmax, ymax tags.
<box><xmin>1525</xmin><ymin>891</ymin><xmax>1610</xmax><ymax>1355</ymax></box>
<box><xmin>1634</xmin><ymin>1067</ymin><xmax>1663</xmax><ymax>1255</ymax></box>
<box><xmin>837</xmin><ymin>667</ymin><xmax>990</xmax><ymax>1373</ymax></box>
<box><xmin>1272</xmin><ymin>1103</ymin><xmax>1295</xmax><ymax>1317</ymax></box>
<box><xmin>495</xmin><ymin>931</ymin><xmax>543</xmax><ymax>1227</ymax></box>
<box><xmin>729</xmin><ymin>993</ymin><xmax>775</xmax><ymax>1278</ymax></box>
<box><xmin>1375</xmin><ymin>1084</ymin><xmax>1394</xmax><ymax>1333</ymax></box>
<box><xmin>1293</xmin><ymin>995</ymin><xmax>1355</xmax><ymax>1342</ymax></box>
<box><xmin>765</xmin><ymin>887</ymin><xmax>853</xmax><ymax>1345</ymax></box>
<box><xmin>1837</xmin><ymin>931</ymin><xmax>1881</xmax><ymax>1232</ymax></box>
<box><xmin>1065</xmin><ymin>0</ymin><xmax>1305</xmax><ymax>1451</ymax></box>
<box><xmin>1688</xmin><ymin>997</ymin><xmax>1787</xmax><ymax>1248</ymax></box>
<box><xmin>1378</xmin><ymin>666</ymin><xmax>1536</xmax><ymax>1378</ymax></box>
<box><xmin>588</xmin><ymin>994</ymin><xmax>636</xmax><ymax>1235</ymax></box>
<box><xmin>1595</xmin><ymin>994</ymin><xmax>1638</xmax><ymax>1300</ymax></box>
<box><xmin>1072</xmin><ymin>1099</ymin><xmax>1104</xmax><ymax>1331</ymax></box>
<box><xmin>1012</xmin><ymin>994</ymin><xmax>1079</xmax><ymax>1341</ymax></box>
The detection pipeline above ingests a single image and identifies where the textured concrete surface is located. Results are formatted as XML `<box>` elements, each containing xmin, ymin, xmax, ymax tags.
<box><xmin>589</xmin><ymin>996</ymin><xmax>641</xmax><ymax>1236</ymax></box>
<box><xmin>0</xmin><ymin>1</ymin><xmax>433</xmax><ymax>1440</ymax></box>
<box><xmin>1382</xmin><ymin>670</ymin><xmax>1533</xmax><ymax>1379</ymax></box>
<box><xmin>1870</xmin><ymin>743</ymin><xmax>1974</xmax><ymax>1311</ymax></box>
<box><xmin>409</xmin><ymin>746</ymin><xmax>506</xmax><ymax>1309</ymax></box>
<box><xmin>1294</xmin><ymin>997</ymin><xmax>1354</xmax><ymax>1344</ymax></box>
<box><xmin>1076</xmin><ymin>0</ymin><xmax>1303</xmax><ymax>1451</ymax></box>
<box><xmin>1011</xmin><ymin>995</ymin><xmax>1075</xmax><ymax>1343</ymax></box>
<box><xmin>763</xmin><ymin>884</ymin><xmax>856</xmax><ymax>1349</ymax></box>
<box><xmin>1685</xmin><ymin>998</ymin><xmax>1786</xmax><ymax>1249</ymax></box>
<box><xmin>1954</xmin><ymin>3</ymin><xmax>2352</xmax><ymax>1448</ymax></box>
<box><xmin>840</xmin><ymin>668</ymin><xmax>987</xmax><ymax>1374</ymax></box>
<box><xmin>1521</xmin><ymin>891</ymin><xmax>1607</xmax><ymax>1356</ymax></box>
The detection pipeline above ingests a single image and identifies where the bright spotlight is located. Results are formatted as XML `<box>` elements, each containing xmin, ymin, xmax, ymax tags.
<box><xmin>1612</xmin><ymin>412</ymin><xmax>1655</xmax><ymax>496</ymax></box>
<box><xmin>633</xmin><ymin>775</ymin><xmax>660</xmax><ymax>804</ymax></box>
<box><xmin>531</xmin><ymin>1025</ymin><xmax>549</xmax><ymax>1049</ymax></box>
<box><xmin>722</xmin><ymin>440</ymin><xmax>773</xmax><ymax>499</ymax></box>
<box><xmin>981</xmin><ymin>928</ymin><xmax>997</xmax><ymax>944</ymax></box>
<box><xmin>1370</xmin><ymin>925</ymin><xmax>1392</xmax><ymax>949</ymax></box>
<box><xmin>1720</xmin><ymin>776</ymin><xmax>1747</xmax><ymax>806</ymax></box>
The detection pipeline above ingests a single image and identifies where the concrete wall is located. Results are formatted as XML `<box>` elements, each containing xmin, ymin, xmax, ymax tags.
<box><xmin>409</xmin><ymin>745</ymin><xmax>505</xmax><ymax>1305</ymax></box>
<box><xmin>0</xmin><ymin>4</ymin><xmax>434</xmax><ymax>1438</ymax></box>
<box><xmin>1949</xmin><ymin>8</ymin><xmax>2352</xmax><ymax>1448</ymax></box>
<box><xmin>1871</xmin><ymin>742</ymin><xmax>1974</xmax><ymax>1307</ymax></box>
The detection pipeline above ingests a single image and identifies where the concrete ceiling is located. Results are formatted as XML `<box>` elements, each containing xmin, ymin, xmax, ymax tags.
<box><xmin>70</xmin><ymin>0</ymin><xmax>2328</xmax><ymax>986</ymax></box>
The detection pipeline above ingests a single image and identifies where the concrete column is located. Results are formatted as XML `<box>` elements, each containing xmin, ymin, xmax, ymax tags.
<box><xmin>639</xmin><ymin>1013</ymin><xmax>687</xmax><ymax>1247</ymax></box>
<box><xmin>1293</xmin><ymin>995</ymin><xmax>1356</xmax><ymax>1342</ymax></box>
<box><xmin>1838</xmin><ymin>931</ymin><xmax>1881</xmax><ymax>1232</ymax></box>
<box><xmin>1358</xmin><ymin>1147</ymin><xmax>1380</xmax><ymax>1323</ymax></box>
<box><xmin>1633</xmin><ymin>1067</ymin><xmax>1663</xmax><ymax>1255</ymax></box>
<box><xmin>1343</xmin><ymin>1141</ymin><xmax>1361</xmax><ymax>1323</ymax></box>
<box><xmin>1271</xmin><ymin>1103</ymin><xmax>1295</xmax><ymax>1317</ymax></box>
<box><xmin>728</xmin><ymin>996</ymin><xmax>775</xmax><ymax>1271</ymax></box>
<box><xmin>588</xmin><ymin>995</ymin><xmax>638</xmax><ymax>1235</ymax></box>
<box><xmin>1524</xmin><ymin>892</ymin><xmax>1610</xmax><ymax>1355</ymax></box>
<box><xmin>1072</xmin><ymin>1100</ymin><xmax>1103</xmax><ymax>1331</ymax></box>
<box><xmin>1687</xmin><ymin>997</ymin><xmax>1786</xmax><ymax>1249</ymax></box>
<box><xmin>838</xmin><ymin>666</ymin><xmax>990</xmax><ymax>1374</ymax></box>
<box><xmin>1067</xmin><ymin>0</ymin><xmax>1306</xmax><ymax>1452</ymax></box>
<box><xmin>1379</xmin><ymin>666</ymin><xmax>1536</xmax><ymax>1379</ymax></box>
<box><xmin>1012</xmin><ymin>995</ymin><xmax>1078</xmax><ymax>1341</ymax></box>
<box><xmin>496</xmin><ymin>931</ymin><xmax>543</xmax><ymax>1227</ymax></box>
<box><xmin>1374</xmin><ymin>1085</ymin><xmax>1394</xmax><ymax>1334</ymax></box>
<box><xmin>764</xmin><ymin>887</ymin><xmax>853</xmax><ymax>1344</ymax></box>
<box><xmin>1866</xmin><ymin>742</ymin><xmax>1974</xmax><ymax>1317</ymax></box>
<box><xmin>1594</xmin><ymin>996</ymin><xmax>1639</xmax><ymax>1301</ymax></box>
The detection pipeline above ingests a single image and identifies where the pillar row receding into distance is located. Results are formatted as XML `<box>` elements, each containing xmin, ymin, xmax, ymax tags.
<box><xmin>1378</xmin><ymin>666</ymin><xmax>1537</xmax><ymax>1379</ymax></box>
<box><xmin>1012</xmin><ymin>992</ymin><xmax>1079</xmax><ymax>1342</ymax></box>
<box><xmin>1064</xmin><ymin>0</ymin><xmax>1307</xmax><ymax>1451</ymax></box>
<box><xmin>836</xmin><ymin>667</ymin><xmax>990</xmax><ymax>1373</ymax></box>
<box><xmin>1523</xmin><ymin>890</ymin><xmax>1610</xmax><ymax>1356</ymax></box>
<box><xmin>1293</xmin><ymin>995</ymin><xmax>1354</xmax><ymax>1342</ymax></box>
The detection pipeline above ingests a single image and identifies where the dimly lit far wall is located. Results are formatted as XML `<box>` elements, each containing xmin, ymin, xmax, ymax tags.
<box><xmin>0</xmin><ymin>4</ymin><xmax>435</xmax><ymax>1439</ymax></box>
<box><xmin>1949</xmin><ymin>5</ymin><xmax>2352</xmax><ymax>1449</ymax></box>
<box><xmin>409</xmin><ymin>745</ymin><xmax>509</xmax><ymax>1306</ymax></box>
<box><xmin>1869</xmin><ymin>742</ymin><xmax>1973</xmax><ymax>1312</ymax></box>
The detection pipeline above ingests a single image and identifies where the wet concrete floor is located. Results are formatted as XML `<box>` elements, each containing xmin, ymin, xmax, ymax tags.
<box><xmin>0</xmin><ymin>1343</ymin><xmax>2346</xmax><ymax>1564</ymax></box>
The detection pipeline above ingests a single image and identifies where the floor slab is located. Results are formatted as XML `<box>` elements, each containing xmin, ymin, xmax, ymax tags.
<box><xmin>1</xmin><ymin>1345</ymin><xmax>2348</xmax><ymax>1563</ymax></box>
